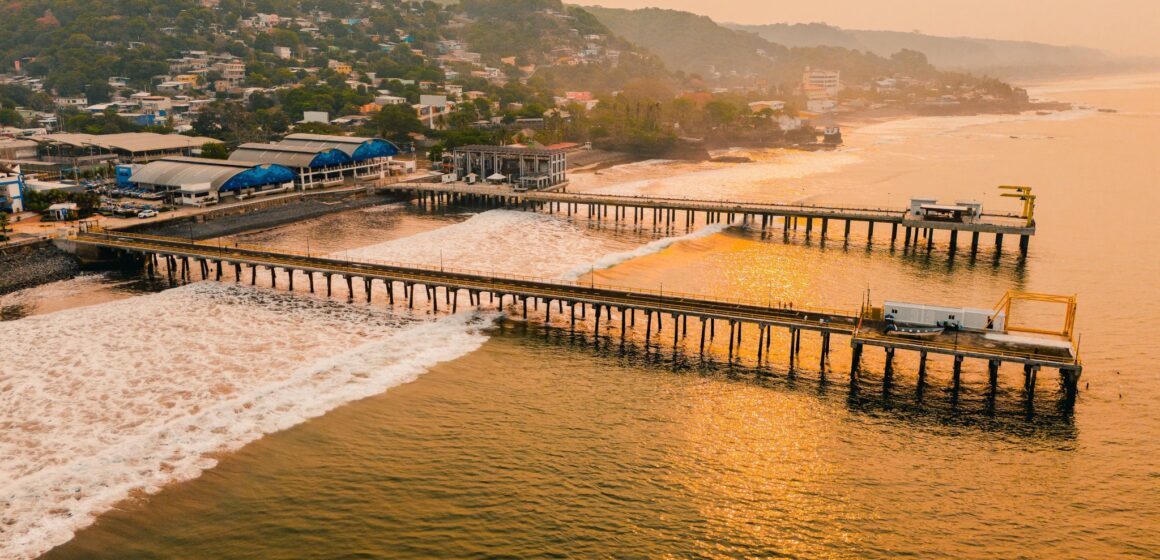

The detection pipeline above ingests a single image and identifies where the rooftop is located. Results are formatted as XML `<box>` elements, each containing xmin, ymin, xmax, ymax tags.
<box><xmin>453</xmin><ymin>144</ymin><xmax>565</xmax><ymax>156</ymax></box>
<box><xmin>36</xmin><ymin>133</ymin><xmax>218</xmax><ymax>154</ymax></box>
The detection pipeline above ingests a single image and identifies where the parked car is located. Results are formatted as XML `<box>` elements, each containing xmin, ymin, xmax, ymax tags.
<box><xmin>137</xmin><ymin>209</ymin><xmax>158</xmax><ymax>219</ymax></box>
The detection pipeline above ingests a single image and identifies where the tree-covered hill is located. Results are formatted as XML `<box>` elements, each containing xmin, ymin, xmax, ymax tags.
<box><xmin>583</xmin><ymin>6</ymin><xmax>970</xmax><ymax>89</ymax></box>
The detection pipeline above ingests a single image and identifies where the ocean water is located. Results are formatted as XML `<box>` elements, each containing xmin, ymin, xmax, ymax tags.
<box><xmin>4</xmin><ymin>74</ymin><xmax>1159</xmax><ymax>558</ymax></box>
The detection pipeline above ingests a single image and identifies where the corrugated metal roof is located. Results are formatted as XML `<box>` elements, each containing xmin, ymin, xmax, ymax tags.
<box><xmin>230</xmin><ymin>143</ymin><xmax>352</xmax><ymax>169</ymax></box>
<box><xmin>279</xmin><ymin>133</ymin><xmax>399</xmax><ymax>160</ymax></box>
<box><xmin>282</xmin><ymin>133</ymin><xmax>371</xmax><ymax>147</ymax></box>
<box><xmin>130</xmin><ymin>156</ymin><xmax>297</xmax><ymax>193</ymax></box>
<box><xmin>37</xmin><ymin>133</ymin><xmax>218</xmax><ymax>153</ymax></box>
<box><xmin>131</xmin><ymin>157</ymin><xmax>254</xmax><ymax>190</ymax></box>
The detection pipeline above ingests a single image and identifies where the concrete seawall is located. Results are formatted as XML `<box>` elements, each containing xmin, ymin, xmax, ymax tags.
<box><xmin>126</xmin><ymin>189</ymin><xmax>402</xmax><ymax>240</ymax></box>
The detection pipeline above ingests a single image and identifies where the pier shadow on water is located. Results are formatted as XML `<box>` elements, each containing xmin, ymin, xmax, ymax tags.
<box><xmin>494</xmin><ymin>319</ymin><xmax>1079</xmax><ymax>442</ymax></box>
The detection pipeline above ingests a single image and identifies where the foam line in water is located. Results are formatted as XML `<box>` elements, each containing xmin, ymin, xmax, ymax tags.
<box><xmin>560</xmin><ymin>222</ymin><xmax>735</xmax><ymax>281</ymax></box>
<box><xmin>852</xmin><ymin>108</ymin><xmax>1098</xmax><ymax>140</ymax></box>
<box><xmin>340</xmin><ymin>209</ymin><xmax>639</xmax><ymax>280</ymax></box>
<box><xmin>0</xmin><ymin>283</ymin><xmax>495</xmax><ymax>560</ymax></box>
<box><xmin>569</xmin><ymin>149</ymin><xmax>861</xmax><ymax>202</ymax></box>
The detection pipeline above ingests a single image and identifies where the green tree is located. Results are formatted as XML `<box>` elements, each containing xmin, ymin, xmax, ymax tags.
<box><xmin>201</xmin><ymin>142</ymin><xmax>229</xmax><ymax>159</ymax></box>
<box><xmin>366</xmin><ymin>104</ymin><xmax>423</xmax><ymax>142</ymax></box>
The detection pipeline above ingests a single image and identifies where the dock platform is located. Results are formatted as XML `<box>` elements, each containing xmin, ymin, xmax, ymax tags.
<box><xmin>67</xmin><ymin>228</ymin><xmax>1080</xmax><ymax>407</ymax></box>
<box><xmin>378</xmin><ymin>182</ymin><xmax>1036</xmax><ymax>255</ymax></box>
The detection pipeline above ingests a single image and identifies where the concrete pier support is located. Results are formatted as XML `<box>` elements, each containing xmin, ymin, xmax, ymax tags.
<box><xmin>727</xmin><ymin>321</ymin><xmax>736</xmax><ymax>363</ymax></box>
<box><xmin>917</xmin><ymin>351</ymin><xmax>928</xmax><ymax>390</ymax></box>
<box><xmin>884</xmin><ymin>347</ymin><xmax>895</xmax><ymax>384</ymax></box>
<box><xmin>1061</xmin><ymin>367</ymin><xmax>1080</xmax><ymax>404</ymax></box>
<box><xmin>788</xmin><ymin>328</ymin><xmax>797</xmax><ymax>369</ymax></box>
<box><xmin>952</xmin><ymin>355</ymin><xmax>964</xmax><ymax>399</ymax></box>
<box><xmin>756</xmin><ymin>326</ymin><xmax>765</xmax><ymax>363</ymax></box>
<box><xmin>987</xmin><ymin>359</ymin><xmax>1001</xmax><ymax>402</ymax></box>
<box><xmin>819</xmin><ymin>332</ymin><xmax>830</xmax><ymax>371</ymax></box>
<box><xmin>1023</xmin><ymin>363</ymin><xmax>1038</xmax><ymax>398</ymax></box>
<box><xmin>850</xmin><ymin>342</ymin><xmax>863</xmax><ymax>380</ymax></box>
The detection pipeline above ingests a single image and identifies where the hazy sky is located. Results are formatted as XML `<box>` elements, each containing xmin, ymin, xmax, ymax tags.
<box><xmin>581</xmin><ymin>0</ymin><xmax>1160</xmax><ymax>56</ymax></box>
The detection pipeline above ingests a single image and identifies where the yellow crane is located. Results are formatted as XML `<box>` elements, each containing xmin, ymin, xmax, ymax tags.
<box><xmin>999</xmin><ymin>185</ymin><xmax>1036</xmax><ymax>227</ymax></box>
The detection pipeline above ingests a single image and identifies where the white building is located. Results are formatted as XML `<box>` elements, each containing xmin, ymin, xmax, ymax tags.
<box><xmin>374</xmin><ymin>95</ymin><xmax>407</xmax><ymax>105</ymax></box>
<box><xmin>803</xmin><ymin>67</ymin><xmax>840</xmax><ymax>97</ymax></box>
<box><xmin>1</xmin><ymin>164</ymin><xmax>25</xmax><ymax>213</ymax></box>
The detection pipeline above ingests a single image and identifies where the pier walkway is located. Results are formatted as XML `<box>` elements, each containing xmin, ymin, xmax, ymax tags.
<box><xmin>381</xmin><ymin>183</ymin><xmax>1036</xmax><ymax>254</ymax></box>
<box><xmin>68</xmin><ymin>229</ymin><xmax>1080</xmax><ymax>405</ymax></box>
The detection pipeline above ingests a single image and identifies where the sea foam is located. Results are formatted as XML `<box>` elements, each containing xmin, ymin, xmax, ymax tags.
<box><xmin>0</xmin><ymin>283</ymin><xmax>492</xmax><ymax>559</ymax></box>
<box><xmin>1</xmin><ymin>205</ymin><xmax>737</xmax><ymax>558</ymax></box>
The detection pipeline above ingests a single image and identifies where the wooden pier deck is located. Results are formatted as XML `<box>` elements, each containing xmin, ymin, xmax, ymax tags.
<box><xmin>381</xmin><ymin>183</ymin><xmax>1036</xmax><ymax>254</ymax></box>
<box><xmin>68</xmin><ymin>229</ymin><xmax>1080</xmax><ymax>406</ymax></box>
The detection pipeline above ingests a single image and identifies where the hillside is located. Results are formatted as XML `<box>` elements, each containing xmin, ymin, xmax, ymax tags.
<box><xmin>0</xmin><ymin>0</ymin><xmax>664</xmax><ymax>98</ymax></box>
<box><xmin>585</xmin><ymin>7</ymin><xmax>982</xmax><ymax>87</ymax></box>
<box><xmin>725</xmin><ymin>23</ymin><xmax>1112</xmax><ymax>76</ymax></box>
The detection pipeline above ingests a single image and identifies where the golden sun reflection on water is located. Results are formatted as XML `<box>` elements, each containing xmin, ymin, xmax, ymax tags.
<box><xmin>666</xmin><ymin>383</ymin><xmax>859</xmax><ymax>559</ymax></box>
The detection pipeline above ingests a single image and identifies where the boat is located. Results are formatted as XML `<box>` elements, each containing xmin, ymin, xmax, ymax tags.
<box><xmin>884</xmin><ymin>324</ymin><xmax>945</xmax><ymax>339</ymax></box>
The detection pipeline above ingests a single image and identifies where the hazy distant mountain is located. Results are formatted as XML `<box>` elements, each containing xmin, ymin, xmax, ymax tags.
<box><xmin>725</xmin><ymin>22</ymin><xmax>1112</xmax><ymax>75</ymax></box>
<box><xmin>582</xmin><ymin>6</ymin><xmax>960</xmax><ymax>87</ymax></box>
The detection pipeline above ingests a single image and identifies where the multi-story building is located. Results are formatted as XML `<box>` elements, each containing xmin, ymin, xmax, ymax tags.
<box><xmin>802</xmin><ymin>67</ymin><xmax>841</xmax><ymax>97</ymax></box>
<box><xmin>215</xmin><ymin>60</ymin><xmax>247</xmax><ymax>86</ymax></box>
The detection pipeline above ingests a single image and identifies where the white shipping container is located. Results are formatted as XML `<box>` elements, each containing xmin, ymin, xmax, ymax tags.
<box><xmin>883</xmin><ymin>301</ymin><xmax>1004</xmax><ymax>331</ymax></box>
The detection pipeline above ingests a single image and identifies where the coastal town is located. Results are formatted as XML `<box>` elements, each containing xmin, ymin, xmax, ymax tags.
<box><xmin>0</xmin><ymin>0</ymin><xmax>1043</xmax><ymax>170</ymax></box>
<box><xmin>5</xmin><ymin>1</ymin><xmax>1156</xmax><ymax>559</ymax></box>
<box><xmin>0</xmin><ymin>0</ymin><xmax>1057</xmax><ymax>241</ymax></box>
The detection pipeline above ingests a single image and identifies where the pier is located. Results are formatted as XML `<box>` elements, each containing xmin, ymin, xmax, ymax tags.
<box><xmin>68</xmin><ymin>228</ymin><xmax>1080</xmax><ymax>407</ymax></box>
<box><xmin>380</xmin><ymin>183</ymin><xmax>1037</xmax><ymax>255</ymax></box>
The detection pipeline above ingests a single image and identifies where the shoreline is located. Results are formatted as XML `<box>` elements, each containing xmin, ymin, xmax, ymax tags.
<box><xmin>18</xmin><ymin>75</ymin><xmax>1160</xmax><ymax>560</ymax></box>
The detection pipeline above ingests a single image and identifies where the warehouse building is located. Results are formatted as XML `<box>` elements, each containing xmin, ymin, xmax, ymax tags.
<box><xmin>130</xmin><ymin>156</ymin><xmax>296</xmax><ymax>205</ymax></box>
<box><xmin>278</xmin><ymin>133</ymin><xmax>399</xmax><ymax>178</ymax></box>
<box><xmin>35</xmin><ymin>132</ymin><xmax>219</xmax><ymax>167</ymax></box>
<box><xmin>229</xmin><ymin>142</ymin><xmax>364</xmax><ymax>190</ymax></box>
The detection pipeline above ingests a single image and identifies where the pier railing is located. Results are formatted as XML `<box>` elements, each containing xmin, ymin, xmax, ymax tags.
<box><xmin>389</xmin><ymin>184</ymin><xmax>1029</xmax><ymax>223</ymax></box>
<box><xmin>76</xmin><ymin>227</ymin><xmax>859</xmax><ymax>320</ymax></box>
